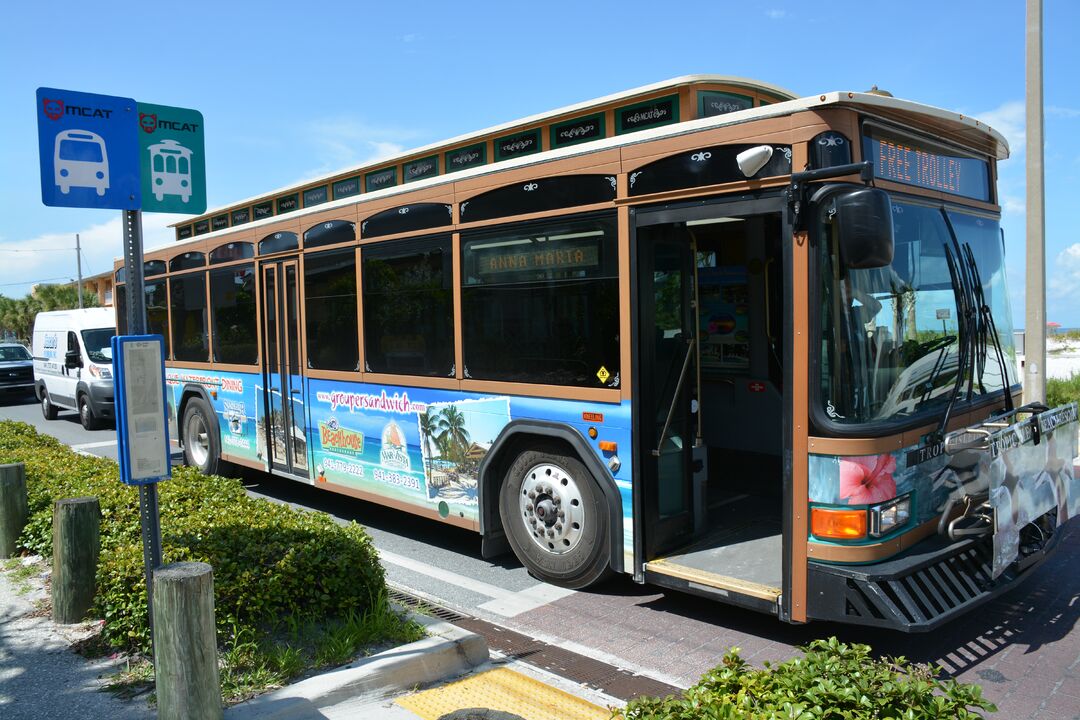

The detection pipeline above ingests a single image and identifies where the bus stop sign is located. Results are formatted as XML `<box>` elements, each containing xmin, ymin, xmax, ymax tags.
<box><xmin>136</xmin><ymin>102</ymin><xmax>206</xmax><ymax>214</ymax></box>
<box><xmin>35</xmin><ymin>87</ymin><xmax>141</xmax><ymax>210</ymax></box>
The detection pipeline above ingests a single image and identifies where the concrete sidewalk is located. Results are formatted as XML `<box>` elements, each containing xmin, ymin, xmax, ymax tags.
<box><xmin>0</xmin><ymin>559</ymin><xmax>618</xmax><ymax>720</ymax></box>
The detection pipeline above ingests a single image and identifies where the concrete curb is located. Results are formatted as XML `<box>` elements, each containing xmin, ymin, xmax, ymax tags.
<box><xmin>226</xmin><ymin>612</ymin><xmax>488</xmax><ymax>720</ymax></box>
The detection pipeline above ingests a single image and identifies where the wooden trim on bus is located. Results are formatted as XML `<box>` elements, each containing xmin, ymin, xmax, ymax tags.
<box><xmin>164</xmin><ymin>360</ymin><xmax>217</xmax><ymax>372</ymax></box>
<box><xmin>806</xmin><ymin>517</ymin><xmax>939</xmax><ymax>563</ymax></box>
<box><xmin>163</xmin><ymin>272</ymin><xmax>174</xmax><ymax>359</ymax></box>
<box><xmin>614</xmin><ymin>177</ymin><xmax>791</xmax><ymax>208</ymax></box>
<box><xmin>318</xmin><ymin>479</ymin><xmax>479</xmax><ymax>531</ymax></box>
<box><xmin>362</xmin><ymin>373</ymin><xmax>460</xmax><ymax>391</ymax></box>
<box><xmin>452</xmin><ymin>232</ymin><xmax>464</xmax><ymax>381</ymax></box>
<box><xmin>221</xmin><ymin>453</ymin><xmax>266</xmax><ymax>473</ymax></box>
<box><xmin>808</xmin><ymin>391</ymin><xmax>1024</xmax><ymax>456</ymax></box>
<box><xmin>790</xmin><ymin>227</ymin><xmax>810</xmax><ymax>623</ymax></box>
<box><xmin>304</xmin><ymin>368</ymin><xmax>360</xmax><ymax>382</ymax></box>
<box><xmin>354</xmin><ymin>246</ymin><xmax>366</xmax><ymax>376</ymax></box>
<box><xmin>867</xmin><ymin>178</ymin><xmax>1001</xmax><ymax>213</ymax></box>
<box><xmin>452</xmin><ymin>149</ymin><xmax>622</xmax><ymax>195</ymax></box>
<box><xmin>204</xmin><ymin>269</ymin><xmax>214</xmax><ymax>365</ymax></box>
<box><xmin>617</xmin><ymin>203</ymin><xmax>632</xmax><ymax>402</ymax></box>
<box><xmin>460</xmin><ymin>378</ymin><xmax>621</xmax><ymax>404</ymax></box>
<box><xmin>453</xmin><ymin>201</ymin><xmax>618</xmax><ymax>234</ymax></box>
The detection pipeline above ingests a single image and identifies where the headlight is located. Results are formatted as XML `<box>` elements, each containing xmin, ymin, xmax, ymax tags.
<box><xmin>870</xmin><ymin>494</ymin><xmax>911</xmax><ymax>537</ymax></box>
<box><xmin>88</xmin><ymin>364</ymin><xmax>112</xmax><ymax>379</ymax></box>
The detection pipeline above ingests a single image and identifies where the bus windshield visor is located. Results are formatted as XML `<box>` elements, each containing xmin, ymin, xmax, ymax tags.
<box><xmin>818</xmin><ymin>198</ymin><xmax>1016</xmax><ymax>426</ymax></box>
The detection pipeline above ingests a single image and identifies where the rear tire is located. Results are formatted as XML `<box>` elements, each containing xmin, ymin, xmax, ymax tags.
<box><xmin>40</xmin><ymin>390</ymin><xmax>58</xmax><ymax>421</ymax></box>
<box><xmin>78</xmin><ymin>394</ymin><xmax>100</xmax><ymax>431</ymax></box>
<box><xmin>499</xmin><ymin>444</ymin><xmax>612</xmax><ymax>589</ymax></box>
<box><xmin>182</xmin><ymin>397</ymin><xmax>226</xmax><ymax>475</ymax></box>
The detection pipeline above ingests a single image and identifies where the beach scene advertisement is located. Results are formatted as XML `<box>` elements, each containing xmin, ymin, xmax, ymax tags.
<box><xmin>307</xmin><ymin>379</ymin><xmax>512</xmax><ymax>521</ymax></box>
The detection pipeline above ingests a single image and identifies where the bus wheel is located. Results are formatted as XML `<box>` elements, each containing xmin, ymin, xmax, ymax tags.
<box><xmin>499</xmin><ymin>446</ymin><xmax>612</xmax><ymax>589</ymax></box>
<box><xmin>182</xmin><ymin>397</ymin><xmax>224</xmax><ymax>475</ymax></box>
<box><xmin>40</xmin><ymin>390</ymin><xmax>58</xmax><ymax>421</ymax></box>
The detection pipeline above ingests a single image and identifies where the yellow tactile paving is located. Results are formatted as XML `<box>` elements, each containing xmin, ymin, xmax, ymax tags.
<box><xmin>395</xmin><ymin>667</ymin><xmax>610</xmax><ymax>720</ymax></box>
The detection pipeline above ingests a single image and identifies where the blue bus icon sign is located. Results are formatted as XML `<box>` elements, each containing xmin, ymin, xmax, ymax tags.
<box><xmin>37</xmin><ymin>88</ymin><xmax>141</xmax><ymax>210</ymax></box>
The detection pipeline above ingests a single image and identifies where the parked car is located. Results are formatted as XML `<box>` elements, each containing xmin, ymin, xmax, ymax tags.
<box><xmin>32</xmin><ymin>307</ymin><xmax>115</xmax><ymax>430</ymax></box>
<box><xmin>0</xmin><ymin>343</ymin><xmax>35</xmax><ymax>399</ymax></box>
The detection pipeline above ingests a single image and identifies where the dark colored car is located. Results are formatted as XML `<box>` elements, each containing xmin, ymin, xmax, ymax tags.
<box><xmin>0</xmin><ymin>343</ymin><xmax>36</xmax><ymax>398</ymax></box>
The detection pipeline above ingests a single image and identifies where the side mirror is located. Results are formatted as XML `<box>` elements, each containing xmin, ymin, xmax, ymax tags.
<box><xmin>64</xmin><ymin>349</ymin><xmax>82</xmax><ymax>369</ymax></box>
<box><xmin>834</xmin><ymin>187</ymin><xmax>894</xmax><ymax>269</ymax></box>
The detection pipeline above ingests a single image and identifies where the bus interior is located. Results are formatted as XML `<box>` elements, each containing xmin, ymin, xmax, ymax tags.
<box><xmin>637</xmin><ymin>201</ymin><xmax>786</xmax><ymax>604</ymax></box>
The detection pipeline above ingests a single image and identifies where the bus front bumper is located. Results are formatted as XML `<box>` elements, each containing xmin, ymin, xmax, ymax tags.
<box><xmin>806</xmin><ymin>513</ymin><xmax>1063</xmax><ymax>632</ymax></box>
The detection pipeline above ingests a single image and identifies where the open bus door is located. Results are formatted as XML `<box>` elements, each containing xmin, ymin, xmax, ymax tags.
<box><xmin>633</xmin><ymin>196</ymin><xmax>789</xmax><ymax>615</ymax></box>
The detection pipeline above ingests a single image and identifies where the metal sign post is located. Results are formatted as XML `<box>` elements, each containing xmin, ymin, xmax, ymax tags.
<box><xmin>122</xmin><ymin>209</ymin><xmax>164</xmax><ymax>653</ymax></box>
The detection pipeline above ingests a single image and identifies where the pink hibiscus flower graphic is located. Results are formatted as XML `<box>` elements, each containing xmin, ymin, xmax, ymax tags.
<box><xmin>839</xmin><ymin>453</ymin><xmax>897</xmax><ymax>505</ymax></box>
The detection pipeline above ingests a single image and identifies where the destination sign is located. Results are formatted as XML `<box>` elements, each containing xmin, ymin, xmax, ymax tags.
<box><xmin>863</xmin><ymin>128</ymin><xmax>990</xmax><ymax>201</ymax></box>
<box><xmin>476</xmin><ymin>243</ymin><xmax>599</xmax><ymax>276</ymax></box>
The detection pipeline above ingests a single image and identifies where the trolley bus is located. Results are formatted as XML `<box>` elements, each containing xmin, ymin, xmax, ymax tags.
<box><xmin>112</xmin><ymin>76</ymin><xmax>1079</xmax><ymax>630</ymax></box>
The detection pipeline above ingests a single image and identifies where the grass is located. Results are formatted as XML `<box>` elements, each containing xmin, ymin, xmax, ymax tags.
<box><xmin>1047</xmin><ymin>372</ymin><xmax>1080</xmax><ymax>409</ymax></box>
<box><xmin>2</xmin><ymin>555</ymin><xmax>42</xmax><ymax>594</ymax></box>
<box><xmin>103</xmin><ymin>588</ymin><xmax>425</xmax><ymax>706</ymax></box>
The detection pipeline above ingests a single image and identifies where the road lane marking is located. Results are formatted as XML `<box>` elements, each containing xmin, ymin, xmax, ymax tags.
<box><xmin>377</xmin><ymin>548</ymin><xmax>575</xmax><ymax>617</ymax></box>
<box><xmin>71</xmin><ymin>440</ymin><xmax>118</xmax><ymax>450</ymax></box>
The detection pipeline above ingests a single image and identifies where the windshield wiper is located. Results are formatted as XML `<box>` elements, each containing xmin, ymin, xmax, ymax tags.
<box><xmin>962</xmin><ymin>243</ymin><xmax>1015</xmax><ymax>414</ymax></box>
<box><xmin>933</xmin><ymin>242</ymin><xmax>974</xmax><ymax>442</ymax></box>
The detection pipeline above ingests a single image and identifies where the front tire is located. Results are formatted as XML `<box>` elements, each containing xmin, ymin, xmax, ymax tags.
<box><xmin>499</xmin><ymin>445</ymin><xmax>612</xmax><ymax>589</ymax></box>
<box><xmin>182</xmin><ymin>397</ymin><xmax>226</xmax><ymax>475</ymax></box>
<box><xmin>78</xmin><ymin>394</ymin><xmax>100</xmax><ymax>431</ymax></box>
<box><xmin>41</xmin><ymin>390</ymin><xmax>58</xmax><ymax>420</ymax></box>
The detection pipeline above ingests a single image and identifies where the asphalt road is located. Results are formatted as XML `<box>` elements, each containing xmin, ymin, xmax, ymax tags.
<box><xmin>2</xmin><ymin>394</ymin><xmax>1078</xmax><ymax>717</ymax></box>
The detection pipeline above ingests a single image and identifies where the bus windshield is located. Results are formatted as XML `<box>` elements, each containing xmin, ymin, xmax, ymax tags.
<box><xmin>818</xmin><ymin>197</ymin><xmax>1016</xmax><ymax>426</ymax></box>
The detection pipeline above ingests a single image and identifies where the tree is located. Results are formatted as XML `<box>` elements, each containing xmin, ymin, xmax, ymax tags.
<box><xmin>0</xmin><ymin>284</ymin><xmax>99</xmax><ymax>342</ymax></box>
<box><xmin>436</xmin><ymin>405</ymin><xmax>470</xmax><ymax>464</ymax></box>
<box><xmin>418</xmin><ymin>409</ymin><xmax>439</xmax><ymax>484</ymax></box>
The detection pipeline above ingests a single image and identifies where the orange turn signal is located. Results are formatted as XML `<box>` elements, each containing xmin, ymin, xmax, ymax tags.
<box><xmin>811</xmin><ymin>507</ymin><xmax>867</xmax><ymax>540</ymax></box>
<box><xmin>598</xmin><ymin>440</ymin><xmax>618</xmax><ymax>453</ymax></box>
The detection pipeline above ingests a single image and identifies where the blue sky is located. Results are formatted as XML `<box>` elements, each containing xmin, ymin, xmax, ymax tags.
<box><xmin>1</xmin><ymin>1</ymin><xmax>1077</xmax><ymax>327</ymax></box>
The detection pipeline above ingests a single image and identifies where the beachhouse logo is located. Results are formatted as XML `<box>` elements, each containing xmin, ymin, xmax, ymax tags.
<box><xmin>319</xmin><ymin>417</ymin><xmax>365</xmax><ymax>458</ymax></box>
<box><xmin>379</xmin><ymin>420</ymin><xmax>411</xmax><ymax>471</ymax></box>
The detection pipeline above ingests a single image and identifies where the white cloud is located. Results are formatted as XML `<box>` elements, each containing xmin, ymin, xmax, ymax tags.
<box><xmin>1048</xmin><ymin>105</ymin><xmax>1080</xmax><ymax>119</ymax></box>
<box><xmin>766</xmin><ymin>9</ymin><xmax>786</xmax><ymax>19</ymax></box>
<box><xmin>974</xmin><ymin>100</ymin><xmax>1025</xmax><ymax>158</ymax></box>
<box><xmin>0</xmin><ymin>213</ymin><xmax>187</xmax><ymax>298</ymax></box>
<box><xmin>402</xmin><ymin>33</ymin><xmax>418</xmax><ymax>43</ymax></box>
<box><xmin>297</xmin><ymin>117</ymin><xmax>418</xmax><ymax>182</ymax></box>
<box><xmin>1048</xmin><ymin>242</ymin><xmax>1080</xmax><ymax>308</ymax></box>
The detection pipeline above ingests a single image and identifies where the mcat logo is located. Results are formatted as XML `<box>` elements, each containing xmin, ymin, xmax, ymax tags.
<box><xmin>43</xmin><ymin>98</ymin><xmax>64</xmax><ymax>121</ymax></box>
<box><xmin>139</xmin><ymin>113</ymin><xmax>158</xmax><ymax>134</ymax></box>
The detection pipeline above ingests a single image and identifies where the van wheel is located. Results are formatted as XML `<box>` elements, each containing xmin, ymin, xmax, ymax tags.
<box><xmin>78</xmin><ymin>394</ymin><xmax>101</xmax><ymax>431</ymax></box>
<box><xmin>41</xmin><ymin>390</ymin><xmax>58</xmax><ymax>421</ymax></box>
<box><xmin>499</xmin><ymin>445</ymin><xmax>612</xmax><ymax>589</ymax></box>
<box><xmin>182</xmin><ymin>397</ymin><xmax>225</xmax><ymax>475</ymax></box>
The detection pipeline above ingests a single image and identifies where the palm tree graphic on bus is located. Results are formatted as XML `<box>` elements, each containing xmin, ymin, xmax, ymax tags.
<box><xmin>148</xmin><ymin>139</ymin><xmax>194</xmax><ymax>202</ymax></box>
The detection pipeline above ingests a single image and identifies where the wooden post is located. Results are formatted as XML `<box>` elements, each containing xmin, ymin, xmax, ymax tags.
<box><xmin>51</xmin><ymin>497</ymin><xmax>101</xmax><ymax>624</ymax></box>
<box><xmin>0</xmin><ymin>463</ymin><xmax>29</xmax><ymax>558</ymax></box>
<box><xmin>154</xmin><ymin>562</ymin><xmax>222</xmax><ymax>720</ymax></box>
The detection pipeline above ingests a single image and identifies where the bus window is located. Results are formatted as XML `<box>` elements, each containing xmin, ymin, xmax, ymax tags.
<box><xmin>362</xmin><ymin>236</ymin><xmax>453</xmax><ymax>377</ymax></box>
<box><xmin>169</xmin><ymin>273</ymin><xmax>209</xmax><ymax>362</ymax></box>
<box><xmin>461</xmin><ymin>214</ymin><xmax>619</xmax><ymax>387</ymax></box>
<box><xmin>304</xmin><ymin>250</ymin><xmax>359</xmax><ymax>371</ymax></box>
<box><xmin>210</xmin><ymin>265</ymin><xmax>258</xmax><ymax>364</ymax></box>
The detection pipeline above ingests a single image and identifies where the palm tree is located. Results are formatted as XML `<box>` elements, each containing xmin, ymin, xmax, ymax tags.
<box><xmin>418</xmin><ymin>409</ymin><xmax>438</xmax><ymax>485</ymax></box>
<box><xmin>436</xmin><ymin>405</ymin><xmax>470</xmax><ymax>464</ymax></box>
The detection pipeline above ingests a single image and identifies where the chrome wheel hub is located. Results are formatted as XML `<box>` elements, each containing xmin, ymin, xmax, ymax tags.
<box><xmin>187</xmin><ymin>413</ymin><xmax>210</xmax><ymax>467</ymax></box>
<box><xmin>518</xmin><ymin>462</ymin><xmax>585</xmax><ymax>555</ymax></box>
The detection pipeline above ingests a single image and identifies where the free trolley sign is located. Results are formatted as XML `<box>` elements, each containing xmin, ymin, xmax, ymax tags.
<box><xmin>111</xmin><ymin>335</ymin><xmax>171</xmax><ymax>485</ymax></box>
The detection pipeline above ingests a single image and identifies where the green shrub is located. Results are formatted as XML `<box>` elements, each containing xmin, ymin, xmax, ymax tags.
<box><xmin>1046</xmin><ymin>373</ymin><xmax>1080</xmax><ymax>409</ymax></box>
<box><xmin>617</xmin><ymin>638</ymin><xmax>995</xmax><ymax>719</ymax></box>
<box><xmin>0</xmin><ymin>421</ymin><xmax>390</xmax><ymax>655</ymax></box>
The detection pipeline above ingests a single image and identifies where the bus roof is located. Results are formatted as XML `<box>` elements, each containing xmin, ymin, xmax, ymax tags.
<box><xmin>159</xmin><ymin>78</ymin><xmax>1009</xmax><ymax>254</ymax></box>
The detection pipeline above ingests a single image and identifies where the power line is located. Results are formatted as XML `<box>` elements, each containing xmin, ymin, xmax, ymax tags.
<box><xmin>0</xmin><ymin>276</ymin><xmax>72</xmax><ymax>287</ymax></box>
<box><xmin>0</xmin><ymin>247</ymin><xmax>78</xmax><ymax>252</ymax></box>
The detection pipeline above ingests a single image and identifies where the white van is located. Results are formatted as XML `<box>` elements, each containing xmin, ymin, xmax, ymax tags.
<box><xmin>32</xmin><ymin>307</ymin><xmax>115</xmax><ymax>430</ymax></box>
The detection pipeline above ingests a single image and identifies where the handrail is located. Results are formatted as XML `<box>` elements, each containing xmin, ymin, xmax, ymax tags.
<box><xmin>653</xmin><ymin>337</ymin><xmax>695</xmax><ymax>457</ymax></box>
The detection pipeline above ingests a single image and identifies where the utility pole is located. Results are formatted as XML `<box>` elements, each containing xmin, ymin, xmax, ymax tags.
<box><xmin>1023</xmin><ymin>0</ymin><xmax>1046</xmax><ymax>405</ymax></box>
<box><xmin>76</xmin><ymin>233</ymin><xmax>83</xmax><ymax>309</ymax></box>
